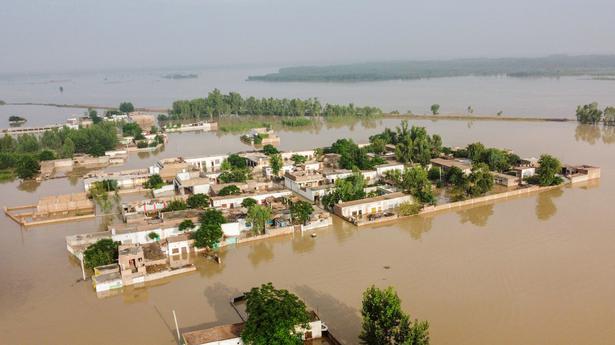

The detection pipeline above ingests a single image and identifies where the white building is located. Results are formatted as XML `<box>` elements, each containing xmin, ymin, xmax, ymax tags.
<box><xmin>211</xmin><ymin>190</ymin><xmax>292</xmax><ymax>209</ymax></box>
<box><xmin>333</xmin><ymin>192</ymin><xmax>413</xmax><ymax>219</ymax></box>
<box><xmin>185</xmin><ymin>154</ymin><xmax>229</xmax><ymax>172</ymax></box>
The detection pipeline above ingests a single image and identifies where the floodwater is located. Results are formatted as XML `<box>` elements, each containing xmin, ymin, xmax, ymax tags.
<box><xmin>2</xmin><ymin>66</ymin><xmax>615</xmax><ymax>125</ymax></box>
<box><xmin>0</xmin><ymin>117</ymin><xmax>614</xmax><ymax>345</ymax></box>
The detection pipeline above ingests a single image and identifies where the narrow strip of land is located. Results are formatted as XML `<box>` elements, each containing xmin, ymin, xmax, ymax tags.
<box><xmin>5</xmin><ymin>101</ymin><xmax>575</xmax><ymax>123</ymax></box>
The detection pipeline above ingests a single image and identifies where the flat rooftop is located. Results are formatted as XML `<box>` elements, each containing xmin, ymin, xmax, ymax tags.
<box><xmin>182</xmin><ymin>323</ymin><xmax>245</xmax><ymax>345</ymax></box>
<box><xmin>336</xmin><ymin>191</ymin><xmax>409</xmax><ymax>208</ymax></box>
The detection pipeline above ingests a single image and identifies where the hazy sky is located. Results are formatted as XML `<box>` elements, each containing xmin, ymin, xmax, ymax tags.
<box><xmin>1</xmin><ymin>0</ymin><xmax>614</xmax><ymax>74</ymax></box>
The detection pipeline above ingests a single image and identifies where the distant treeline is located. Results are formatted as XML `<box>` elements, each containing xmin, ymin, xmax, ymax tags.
<box><xmin>248</xmin><ymin>55</ymin><xmax>615</xmax><ymax>82</ymax></box>
<box><xmin>163</xmin><ymin>89</ymin><xmax>381</xmax><ymax>120</ymax></box>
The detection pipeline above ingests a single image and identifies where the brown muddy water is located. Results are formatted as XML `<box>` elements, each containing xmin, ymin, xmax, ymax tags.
<box><xmin>1</xmin><ymin>119</ymin><xmax>614</xmax><ymax>345</ymax></box>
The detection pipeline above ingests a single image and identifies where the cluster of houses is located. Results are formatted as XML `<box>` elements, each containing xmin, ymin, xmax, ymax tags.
<box><xmin>57</xmin><ymin>137</ymin><xmax>603</xmax><ymax>293</ymax></box>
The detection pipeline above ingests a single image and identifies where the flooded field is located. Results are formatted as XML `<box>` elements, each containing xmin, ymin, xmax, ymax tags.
<box><xmin>1</xmin><ymin>119</ymin><xmax>614</xmax><ymax>344</ymax></box>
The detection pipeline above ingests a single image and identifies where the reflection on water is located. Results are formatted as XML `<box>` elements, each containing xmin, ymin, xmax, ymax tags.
<box><xmin>457</xmin><ymin>203</ymin><xmax>494</xmax><ymax>227</ymax></box>
<box><xmin>575</xmin><ymin>124</ymin><xmax>615</xmax><ymax>145</ymax></box>
<box><xmin>17</xmin><ymin>180</ymin><xmax>41</xmax><ymax>192</ymax></box>
<box><xmin>535</xmin><ymin>189</ymin><xmax>563</xmax><ymax>221</ymax></box>
<box><xmin>292</xmin><ymin>234</ymin><xmax>316</xmax><ymax>253</ymax></box>
<box><xmin>404</xmin><ymin>214</ymin><xmax>433</xmax><ymax>240</ymax></box>
<box><xmin>536</xmin><ymin>188</ymin><xmax>564</xmax><ymax>221</ymax></box>
<box><xmin>248</xmin><ymin>241</ymin><xmax>275</xmax><ymax>267</ymax></box>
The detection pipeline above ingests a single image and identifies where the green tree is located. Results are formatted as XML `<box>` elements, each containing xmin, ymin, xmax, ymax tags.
<box><xmin>187</xmin><ymin>193</ymin><xmax>209</xmax><ymax>209</ymax></box>
<box><xmin>241</xmin><ymin>197</ymin><xmax>258</xmax><ymax>208</ymax></box>
<box><xmin>226</xmin><ymin>154</ymin><xmax>247</xmax><ymax>169</ymax></box>
<box><xmin>83</xmin><ymin>239</ymin><xmax>119</xmax><ymax>269</ymax></box>
<box><xmin>466</xmin><ymin>142</ymin><xmax>486</xmax><ymax>162</ymax></box>
<box><xmin>291</xmin><ymin>154</ymin><xmax>308</xmax><ymax>165</ymax></box>
<box><xmin>467</xmin><ymin>163</ymin><xmax>494</xmax><ymax>197</ymax></box>
<box><xmin>430</xmin><ymin>104</ymin><xmax>440</xmax><ymax>115</ymax></box>
<box><xmin>603</xmin><ymin>106</ymin><xmax>615</xmax><ymax>126</ymax></box>
<box><xmin>576</xmin><ymin>103</ymin><xmax>602</xmax><ymax>124</ymax></box>
<box><xmin>399</xmin><ymin>167</ymin><xmax>435</xmax><ymax>204</ymax></box>
<box><xmin>262</xmin><ymin>144</ymin><xmax>279</xmax><ymax>155</ymax></box>
<box><xmin>144</xmin><ymin>174</ymin><xmax>164</xmax><ymax>189</ymax></box>
<box><xmin>241</xmin><ymin>283</ymin><xmax>310</xmax><ymax>345</ymax></box>
<box><xmin>0</xmin><ymin>134</ymin><xmax>16</xmax><ymax>152</ymax></box>
<box><xmin>200</xmin><ymin>208</ymin><xmax>226</xmax><ymax>227</ymax></box>
<box><xmin>15</xmin><ymin>155</ymin><xmax>40</xmax><ymax>179</ymax></box>
<box><xmin>178</xmin><ymin>219</ymin><xmax>195</xmax><ymax>231</ymax></box>
<box><xmin>218</xmin><ymin>169</ymin><xmax>249</xmax><ymax>183</ymax></box>
<box><xmin>122</xmin><ymin>122</ymin><xmax>143</xmax><ymax>137</ymax></box>
<box><xmin>60</xmin><ymin>137</ymin><xmax>75</xmax><ymax>158</ymax></box>
<box><xmin>119</xmin><ymin>102</ymin><xmax>135</xmax><ymax>113</ymax></box>
<box><xmin>270</xmin><ymin>153</ymin><xmax>283</xmax><ymax>177</ymax></box>
<box><xmin>162</xmin><ymin>199</ymin><xmax>188</xmax><ymax>212</ymax></box>
<box><xmin>218</xmin><ymin>185</ymin><xmax>241</xmax><ymax>196</ymax></box>
<box><xmin>16</xmin><ymin>134</ymin><xmax>40</xmax><ymax>153</ymax></box>
<box><xmin>290</xmin><ymin>200</ymin><xmax>314</xmax><ymax>225</ymax></box>
<box><xmin>360</xmin><ymin>285</ymin><xmax>430</xmax><ymax>345</ymax></box>
<box><xmin>38</xmin><ymin>149</ymin><xmax>56</xmax><ymax>161</ymax></box>
<box><xmin>88</xmin><ymin>108</ymin><xmax>102</xmax><ymax>124</ymax></box>
<box><xmin>247</xmin><ymin>205</ymin><xmax>272</xmax><ymax>234</ymax></box>
<box><xmin>535</xmin><ymin>154</ymin><xmax>563</xmax><ymax>186</ymax></box>
<box><xmin>148</xmin><ymin>232</ymin><xmax>160</xmax><ymax>241</ymax></box>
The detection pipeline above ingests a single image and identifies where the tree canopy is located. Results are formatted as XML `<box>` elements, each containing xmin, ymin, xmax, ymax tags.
<box><xmin>192</xmin><ymin>208</ymin><xmax>226</xmax><ymax>249</ymax></box>
<box><xmin>534</xmin><ymin>154</ymin><xmax>563</xmax><ymax>186</ymax></box>
<box><xmin>247</xmin><ymin>205</ymin><xmax>272</xmax><ymax>234</ymax></box>
<box><xmin>360</xmin><ymin>285</ymin><xmax>430</xmax><ymax>345</ymax></box>
<box><xmin>83</xmin><ymin>239</ymin><xmax>119</xmax><ymax>269</ymax></box>
<box><xmin>241</xmin><ymin>283</ymin><xmax>310</xmax><ymax>345</ymax></box>
<box><xmin>290</xmin><ymin>200</ymin><xmax>314</xmax><ymax>225</ymax></box>
<box><xmin>576</xmin><ymin>103</ymin><xmax>603</xmax><ymax>124</ymax></box>
<box><xmin>187</xmin><ymin>193</ymin><xmax>210</xmax><ymax>209</ymax></box>
<box><xmin>119</xmin><ymin>102</ymin><xmax>135</xmax><ymax>113</ymax></box>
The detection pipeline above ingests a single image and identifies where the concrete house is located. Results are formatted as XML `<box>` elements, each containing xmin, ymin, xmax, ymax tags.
<box><xmin>333</xmin><ymin>192</ymin><xmax>413</xmax><ymax>219</ymax></box>
<box><xmin>430</xmin><ymin>158</ymin><xmax>472</xmax><ymax>175</ymax></box>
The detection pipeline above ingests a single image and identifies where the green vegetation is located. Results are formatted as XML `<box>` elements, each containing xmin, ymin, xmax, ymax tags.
<box><xmin>186</xmin><ymin>193</ymin><xmax>209</xmax><ymax>209</ymax></box>
<box><xmin>15</xmin><ymin>155</ymin><xmax>40</xmax><ymax>179</ymax></box>
<box><xmin>241</xmin><ymin>282</ymin><xmax>310</xmax><ymax>345</ymax></box>
<box><xmin>262</xmin><ymin>144</ymin><xmax>279</xmax><ymax>155</ymax></box>
<box><xmin>83</xmin><ymin>239</ymin><xmax>119</xmax><ymax>269</ymax></box>
<box><xmin>385</xmin><ymin>167</ymin><xmax>435</xmax><ymax>204</ymax></box>
<box><xmin>463</xmin><ymin>142</ymin><xmax>519</xmax><ymax>172</ymax></box>
<box><xmin>8</xmin><ymin>115</ymin><xmax>26</xmax><ymax>123</ymax></box>
<box><xmin>576</xmin><ymin>102</ymin><xmax>615</xmax><ymax>125</ymax></box>
<box><xmin>532</xmin><ymin>155</ymin><xmax>563</xmax><ymax>186</ymax></box>
<box><xmin>249</xmin><ymin>55</ymin><xmax>615</xmax><ymax>82</ymax></box>
<box><xmin>168</xmin><ymin>89</ymin><xmax>380</xmax><ymax>120</ymax></box>
<box><xmin>241</xmin><ymin>198</ymin><xmax>258</xmax><ymax>209</ymax></box>
<box><xmin>122</xmin><ymin>122</ymin><xmax>143</xmax><ymax>137</ymax></box>
<box><xmin>369</xmin><ymin>121</ymin><xmax>441</xmax><ymax>166</ymax></box>
<box><xmin>291</xmin><ymin>154</ymin><xmax>307</xmax><ymax>165</ymax></box>
<box><xmin>290</xmin><ymin>200</ymin><xmax>314</xmax><ymax>225</ymax></box>
<box><xmin>360</xmin><ymin>285</ymin><xmax>430</xmax><ymax>345</ymax></box>
<box><xmin>430</xmin><ymin>104</ymin><xmax>440</xmax><ymax>115</ymax></box>
<box><xmin>162</xmin><ymin>199</ymin><xmax>188</xmax><ymax>212</ymax></box>
<box><xmin>192</xmin><ymin>208</ymin><xmax>225</xmax><ymax>249</ymax></box>
<box><xmin>218</xmin><ymin>118</ymin><xmax>273</xmax><ymax>133</ymax></box>
<box><xmin>448</xmin><ymin>163</ymin><xmax>495</xmax><ymax>201</ymax></box>
<box><xmin>269</xmin><ymin>153</ymin><xmax>283</xmax><ymax>176</ymax></box>
<box><xmin>219</xmin><ymin>155</ymin><xmax>250</xmax><ymax>183</ymax></box>
<box><xmin>322</xmin><ymin>172</ymin><xmax>366</xmax><ymax>209</ymax></box>
<box><xmin>281</xmin><ymin>117</ymin><xmax>314</xmax><ymax>127</ymax></box>
<box><xmin>326</xmin><ymin>138</ymin><xmax>385</xmax><ymax>170</ymax></box>
<box><xmin>0</xmin><ymin>122</ymin><xmax>118</xmax><ymax>179</ymax></box>
<box><xmin>398</xmin><ymin>201</ymin><xmax>423</xmax><ymax>216</ymax></box>
<box><xmin>178</xmin><ymin>219</ymin><xmax>195</xmax><ymax>231</ymax></box>
<box><xmin>218</xmin><ymin>185</ymin><xmax>241</xmax><ymax>196</ymax></box>
<box><xmin>247</xmin><ymin>204</ymin><xmax>272</xmax><ymax>234</ymax></box>
<box><xmin>144</xmin><ymin>174</ymin><xmax>164</xmax><ymax>189</ymax></box>
<box><xmin>87</xmin><ymin>108</ymin><xmax>102</xmax><ymax>124</ymax></box>
<box><xmin>119</xmin><ymin>102</ymin><xmax>135</xmax><ymax>113</ymax></box>
<box><xmin>148</xmin><ymin>232</ymin><xmax>160</xmax><ymax>241</ymax></box>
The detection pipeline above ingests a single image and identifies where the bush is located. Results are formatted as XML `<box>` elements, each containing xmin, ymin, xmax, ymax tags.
<box><xmin>398</xmin><ymin>202</ymin><xmax>422</xmax><ymax>216</ymax></box>
<box><xmin>187</xmin><ymin>193</ymin><xmax>209</xmax><ymax>209</ymax></box>
<box><xmin>15</xmin><ymin>155</ymin><xmax>40</xmax><ymax>179</ymax></box>
<box><xmin>428</xmin><ymin>166</ymin><xmax>441</xmax><ymax>181</ymax></box>
<box><xmin>163</xmin><ymin>199</ymin><xmax>188</xmax><ymax>212</ymax></box>
<box><xmin>148</xmin><ymin>232</ymin><xmax>160</xmax><ymax>241</ymax></box>
<box><xmin>262</xmin><ymin>144</ymin><xmax>279</xmax><ymax>155</ymax></box>
<box><xmin>178</xmin><ymin>219</ymin><xmax>195</xmax><ymax>231</ymax></box>
<box><xmin>218</xmin><ymin>185</ymin><xmax>241</xmax><ymax>196</ymax></box>
<box><xmin>38</xmin><ymin>149</ymin><xmax>56</xmax><ymax>161</ymax></box>
<box><xmin>136</xmin><ymin>141</ymin><xmax>148</xmax><ymax>148</ymax></box>
<box><xmin>241</xmin><ymin>198</ymin><xmax>258</xmax><ymax>208</ymax></box>
<box><xmin>83</xmin><ymin>239</ymin><xmax>119</xmax><ymax>269</ymax></box>
<box><xmin>144</xmin><ymin>174</ymin><xmax>164</xmax><ymax>189</ymax></box>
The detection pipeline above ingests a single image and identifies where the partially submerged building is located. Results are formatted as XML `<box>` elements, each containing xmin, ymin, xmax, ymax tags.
<box><xmin>333</xmin><ymin>192</ymin><xmax>412</xmax><ymax>224</ymax></box>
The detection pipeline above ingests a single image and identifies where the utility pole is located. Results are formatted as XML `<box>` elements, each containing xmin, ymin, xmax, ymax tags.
<box><xmin>173</xmin><ymin>310</ymin><xmax>180</xmax><ymax>343</ymax></box>
<box><xmin>79</xmin><ymin>252</ymin><xmax>86</xmax><ymax>281</ymax></box>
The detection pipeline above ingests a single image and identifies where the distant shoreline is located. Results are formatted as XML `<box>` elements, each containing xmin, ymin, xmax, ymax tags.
<box><xmin>4</xmin><ymin>102</ymin><xmax>575</xmax><ymax>123</ymax></box>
